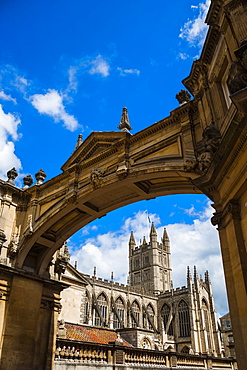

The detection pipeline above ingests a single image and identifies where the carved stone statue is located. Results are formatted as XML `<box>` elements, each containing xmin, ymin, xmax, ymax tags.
<box><xmin>194</xmin><ymin>123</ymin><xmax>221</xmax><ymax>172</ymax></box>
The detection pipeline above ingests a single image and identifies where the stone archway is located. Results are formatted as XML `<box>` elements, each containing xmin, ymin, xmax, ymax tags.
<box><xmin>0</xmin><ymin>1</ymin><xmax>247</xmax><ymax>369</ymax></box>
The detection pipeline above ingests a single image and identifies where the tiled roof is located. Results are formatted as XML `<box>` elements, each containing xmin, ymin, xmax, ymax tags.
<box><xmin>220</xmin><ymin>312</ymin><xmax>230</xmax><ymax>319</ymax></box>
<box><xmin>64</xmin><ymin>323</ymin><xmax>132</xmax><ymax>347</ymax></box>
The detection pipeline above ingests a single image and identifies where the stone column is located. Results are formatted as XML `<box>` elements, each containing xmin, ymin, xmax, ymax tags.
<box><xmin>212</xmin><ymin>200</ymin><xmax>247</xmax><ymax>370</ymax></box>
<box><xmin>0</xmin><ymin>266</ymin><xmax>67</xmax><ymax>370</ymax></box>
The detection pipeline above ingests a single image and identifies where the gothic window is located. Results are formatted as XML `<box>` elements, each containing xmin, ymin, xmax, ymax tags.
<box><xmin>84</xmin><ymin>292</ymin><xmax>90</xmax><ymax>324</ymax></box>
<box><xmin>178</xmin><ymin>300</ymin><xmax>191</xmax><ymax>337</ymax></box>
<box><xmin>131</xmin><ymin>300</ymin><xmax>140</xmax><ymax>328</ymax></box>
<box><xmin>202</xmin><ymin>299</ymin><xmax>212</xmax><ymax>349</ymax></box>
<box><xmin>113</xmin><ymin>297</ymin><xmax>125</xmax><ymax>329</ymax></box>
<box><xmin>147</xmin><ymin>304</ymin><xmax>155</xmax><ymax>330</ymax></box>
<box><xmin>161</xmin><ymin>303</ymin><xmax>174</xmax><ymax>336</ymax></box>
<box><xmin>181</xmin><ymin>346</ymin><xmax>190</xmax><ymax>353</ymax></box>
<box><xmin>94</xmin><ymin>293</ymin><xmax>107</xmax><ymax>327</ymax></box>
<box><xmin>134</xmin><ymin>272</ymin><xmax>140</xmax><ymax>284</ymax></box>
<box><xmin>143</xmin><ymin>255</ymin><xmax>149</xmax><ymax>266</ymax></box>
<box><xmin>143</xmin><ymin>269</ymin><xmax>150</xmax><ymax>281</ymax></box>
<box><xmin>134</xmin><ymin>258</ymin><xmax>140</xmax><ymax>270</ymax></box>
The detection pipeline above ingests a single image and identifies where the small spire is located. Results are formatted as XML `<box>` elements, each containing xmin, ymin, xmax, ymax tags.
<box><xmin>150</xmin><ymin>222</ymin><xmax>157</xmax><ymax>236</ymax></box>
<box><xmin>129</xmin><ymin>231</ymin><xmax>136</xmax><ymax>251</ymax></box>
<box><xmin>118</xmin><ymin>107</ymin><xmax>132</xmax><ymax>132</ymax></box>
<box><xmin>194</xmin><ymin>266</ymin><xmax>198</xmax><ymax>279</ymax></box>
<box><xmin>93</xmin><ymin>266</ymin><xmax>96</xmax><ymax>277</ymax></box>
<box><xmin>187</xmin><ymin>266</ymin><xmax>191</xmax><ymax>279</ymax></box>
<box><xmin>205</xmin><ymin>270</ymin><xmax>210</xmax><ymax>283</ymax></box>
<box><xmin>111</xmin><ymin>271</ymin><xmax>114</xmax><ymax>281</ymax></box>
<box><xmin>162</xmin><ymin>228</ymin><xmax>169</xmax><ymax>242</ymax></box>
<box><xmin>143</xmin><ymin>235</ymin><xmax>147</xmax><ymax>245</ymax></box>
<box><xmin>75</xmin><ymin>134</ymin><xmax>83</xmax><ymax>150</ymax></box>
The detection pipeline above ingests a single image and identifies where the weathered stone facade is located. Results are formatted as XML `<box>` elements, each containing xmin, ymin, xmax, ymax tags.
<box><xmin>0</xmin><ymin>1</ymin><xmax>247</xmax><ymax>369</ymax></box>
<box><xmin>59</xmin><ymin>225</ymin><xmax>221</xmax><ymax>356</ymax></box>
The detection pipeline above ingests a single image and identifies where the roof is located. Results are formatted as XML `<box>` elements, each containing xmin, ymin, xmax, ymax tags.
<box><xmin>220</xmin><ymin>312</ymin><xmax>230</xmax><ymax>319</ymax></box>
<box><xmin>63</xmin><ymin>323</ymin><xmax>132</xmax><ymax>347</ymax></box>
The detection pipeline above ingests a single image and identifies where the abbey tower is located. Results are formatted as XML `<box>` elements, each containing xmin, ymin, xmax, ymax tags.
<box><xmin>129</xmin><ymin>223</ymin><xmax>172</xmax><ymax>294</ymax></box>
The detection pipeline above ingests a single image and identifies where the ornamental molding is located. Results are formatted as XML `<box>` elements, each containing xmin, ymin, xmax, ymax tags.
<box><xmin>211</xmin><ymin>200</ymin><xmax>240</xmax><ymax>226</ymax></box>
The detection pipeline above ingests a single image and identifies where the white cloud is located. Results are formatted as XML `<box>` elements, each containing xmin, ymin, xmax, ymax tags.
<box><xmin>117</xmin><ymin>67</ymin><xmax>140</xmax><ymax>76</ymax></box>
<box><xmin>0</xmin><ymin>104</ymin><xmax>22</xmax><ymax>179</ymax></box>
<box><xmin>30</xmin><ymin>89</ymin><xmax>79</xmax><ymax>131</ymax></box>
<box><xmin>70</xmin><ymin>203</ymin><xmax>228</xmax><ymax>315</ymax></box>
<box><xmin>179</xmin><ymin>0</ymin><xmax>211</xmax><ymax>48</ymax></box>
<box><xmin>0</xmin><ymin>90</ymin><xmax>17</xmax><ymax>104</ymax></box>
<box><xmin>89</xmin><ymin>55</ymin><xmax>110</xmax><ymax>77</ymax></box>
<box><xmin>178</xmin><ymin>52</ymin><xmax>189</xmax><ymax>60</ymax></box>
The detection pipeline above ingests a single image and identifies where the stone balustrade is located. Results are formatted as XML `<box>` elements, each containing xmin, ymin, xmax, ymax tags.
<box><xmin>55</xmin><ymin>339</ymin><xmax>237</xmax><ymax>369</ymax></box>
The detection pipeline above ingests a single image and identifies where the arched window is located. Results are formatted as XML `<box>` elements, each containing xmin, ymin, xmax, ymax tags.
<box><xmin>161</xmin><ymin>303</ymin><xmax>174</xmax><ymax>336</ymax></box>
<box><xmin>146</xmin><ymin>304</ymin><xmax>155</xmax><ymax>330</ymax></box>
<box><xmin>202</xmin><ymin>299</ymin><xmax>212</xmax><ymax>349</ymax></box>
<box><xmin>94</xmin><ymin>293</ymin><xmax>107</xmax><ymax>327</ymax></box>
<box><xmin>181</xmin><ymin>346</ymin><xmax>190</xmax><ymax>353</ymax></box>
<box><xmin>131</xmin><ymin>301</ymin><xmax>140</xmax><ymax>327</ymax></box>
<box><xmin>84</xmin><ymin>292</ymin><xmax>90</xmax><ymax>324</ymax></box>
<box><xmin>113</xmin><ymin>297</ymin><xmax>125</xmax><ymax>329</ymax></box>
<box><xmin>178</xmin><ymin>300</ymin><xmax>191</xmax><ymax>337</ymax></box>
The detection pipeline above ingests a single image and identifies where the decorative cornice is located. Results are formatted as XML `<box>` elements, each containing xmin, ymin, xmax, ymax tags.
<box><xmin>211</xmin><ymin>199</ymin><xmax>240</xmax><ymax>226</ymax></box>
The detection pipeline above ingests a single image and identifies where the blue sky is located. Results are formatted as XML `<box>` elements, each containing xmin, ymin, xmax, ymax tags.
<box><xmin>0</xmin><ymin>1</ymin><xmax>228</xmax><ymax>314</ymax></box>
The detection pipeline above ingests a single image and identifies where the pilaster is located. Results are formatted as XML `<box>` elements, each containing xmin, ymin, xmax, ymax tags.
<box><xmin>212</xmin><ymin>199</ymin><xmax>247</xmax><ymax>368</ymax></box>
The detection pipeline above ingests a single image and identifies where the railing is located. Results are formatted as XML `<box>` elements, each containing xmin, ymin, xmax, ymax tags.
<box><xmin>55</xmin><ymin>339</ymin><xmax>237</xmax><ymax>369</ymax></box>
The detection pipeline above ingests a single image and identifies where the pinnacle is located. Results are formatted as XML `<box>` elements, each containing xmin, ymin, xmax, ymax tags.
<box><xmin>75</xmin><ymin>134</ymin><xmax>83</xmax><ymax>150</ymax></box>
<box><xmin>129</xmin><ymin>231</ymin><xmax>136</xmax><ymax>246</ymax></box>
<box><xmin>118</xmin><ymin>107</ymin><xmax>132</xmax><ymax>132</ymax></box>
<box><xmin>163</xmin><ymin>227</ymin><xmax>169</xmax><ymax>241</ymax></box>
<box><xmin>150</xmin><ymin>222</ymin><xmax>157</xmax><ymax>236</ymax></box>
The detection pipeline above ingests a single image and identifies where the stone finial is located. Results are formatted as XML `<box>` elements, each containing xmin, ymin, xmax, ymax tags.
<box><xmin>23</xmin><ymin>174</ymin><xmax>33</xmax><ymax>189</ymax></box>
<box><xmin>118</xmin><ymin>107</ymin><xmax>132</xmax><ymax>132</ymax></box>
<box><xmin>7</xmin><ymin>167</ymin><xmax>18</xmax><ymax>185</ymax></box>
<box><xmin>93</xmin><ymin>266</ymin><xmax>96</xmax><ymax>277</ymax></box>
<box><xmin>175</xmin><ymin>89</ymin><xmax>191</xmax><ymax>105</ymax></box>
<box><xmin>143</xmin><ymin>235</ymin><xmax>147</xmax><ymax>245</ymax></box>
<box><xmin>111</xmin><ymin>271</ymin><xmax>114</xmax><ymax>281</ymax></box>
<box><xmin>75</xmin><ymin>134</ymin><xmax>83</xmax><ymax>150</ymax></box>
<box><xmin>0</xmin><ymin>229</ymin><xmax>7</xmax><ymax>248</ymax></box>
<box><xmin>35</xmin><ymin>169</ymin><xmax>46</xmax><ymax>185</ymax></box>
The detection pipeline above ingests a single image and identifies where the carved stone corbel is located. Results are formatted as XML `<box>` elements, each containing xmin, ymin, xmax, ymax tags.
<box><xmin>90</xmin><ymin>168</ymin><xmax>105</xmax><ymax>188</ymax></box>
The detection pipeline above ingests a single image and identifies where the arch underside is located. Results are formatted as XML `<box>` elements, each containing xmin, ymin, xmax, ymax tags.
<box><xmin>17</xmin><ymin>168</ymin><xmax>202</xmax><ymax>275</ymax></box>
